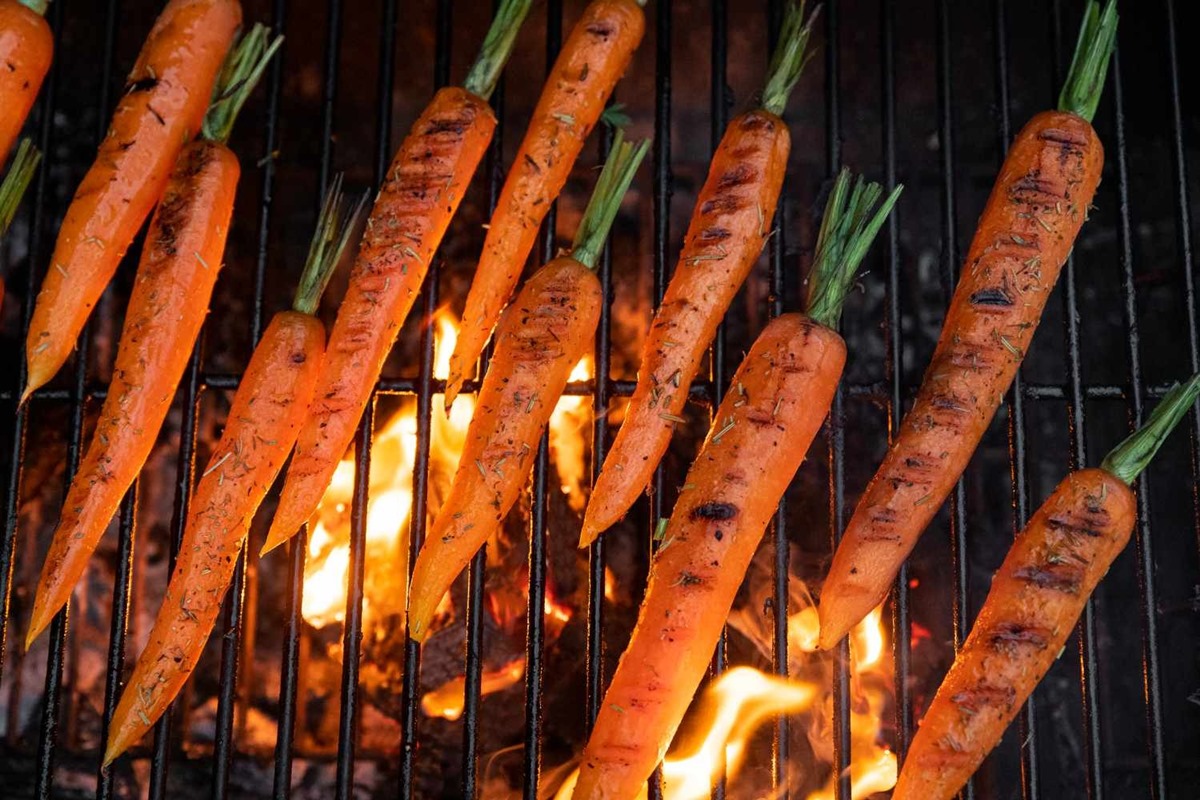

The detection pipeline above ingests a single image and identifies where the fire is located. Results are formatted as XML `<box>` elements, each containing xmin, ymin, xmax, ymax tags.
<box><xmin>421</xmin><ymin>659</ymin><xmax>526</xmax><ymax>721</ymax></box>
<box><xmin>549</xmin><ymin>356</ymin><xmax>593</xmax><ymax>512</ymax></box>
<box><xmin>550</xmin><ymin>592</ymin><xmax>897</xmax><ymax>799</ymax></box>
<box><xmin>301</xmin><ymin>311</ymin><xmax>470</xmax><ymax>629</ymax></box>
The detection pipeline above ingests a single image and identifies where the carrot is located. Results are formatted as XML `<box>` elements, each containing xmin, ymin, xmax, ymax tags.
<box><xmin>0</xmin><ymin>138</ymin><xmax>40</xmax><ymax>309</ymax></box>
<box><xmin>406</xmin><ymin>131</ymin><xmax>650</xmax><ymax>643</ymax></box>
<box><xmin>578</xmin><ymin>1</ymin><xmax>816</xmax><ymax>547</ymax></box>
<box><xmin>21</xmin><ymin>0</ymin><xmax>241</xmax><ymax>403</ymax></box>
<box><xmin>0</xmin><ymin>0</ymin><xmax>52</xmax><ymax>160</ymax></box>
<box><xmin>572</xmin><ymin>171</ymin><xmax>901</xmax><ymax>800</ymax></box>
<box><xmin>102</xmin><ymin>180</ymin><xmax>363</xmax><ymax>766</ymax></box>
<box><xmin>25</xmin><ymin>26</ymin><xmax>281</xmax><ymax>649</ymax></box>
<box><xmin>817</xmin><ymin>0</ymin><xmax>1117</xmax><ymax>649</ymax></box>
<box><xmin>893</xmin><ymin>374</ymin><xmax>1200</xmax><ymax>800</ymax></box>
<box><xmin>442</xmin><ymin>0</ymin><xmax>648</xmax><ymax>410</ymax></box>
<box><xmin>259</xmin><ymin>0</ymin><xmax>533</xmax><ymax>555</ymax></box>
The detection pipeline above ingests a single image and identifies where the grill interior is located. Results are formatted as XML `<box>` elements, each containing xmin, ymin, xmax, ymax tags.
<box><xmin>2</xmin><ymin>0</ymin><xmax>1199</xmax><ymax>798</ymax></box>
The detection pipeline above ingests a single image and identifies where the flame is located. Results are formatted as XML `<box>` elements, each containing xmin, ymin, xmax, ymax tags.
<box><xmin>421</xmin><ymin>659</ymin><xmax>526</xmax><ymax>721</ymax></box>
<box><xmin>301</xmin><ymin>311</ymin><xmax>471</xmax><ymax>629</ymax></box>
<box><xmin>549</xmin><ymin>356</ymin><xmax>592</xmax><ymax>512</ymax></box>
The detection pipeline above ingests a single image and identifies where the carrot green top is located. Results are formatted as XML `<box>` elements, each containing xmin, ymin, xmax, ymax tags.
<box><xmin>569</xmin><ymin>128</ymin><xmax>650</xmax><ymax>271</ymax></box>
<box><xmin>292</xmin><ymin>174</ymin><xmax>367</xmax><ymax>316</ymax></box>
<box><xmin>760</xmin><ymin>0</ymin><xmax>818</xmax><ymax>117</ymax></box>
<box><xmin>0</xmin><ymin>139</ymin><xmax>40</xmax><ymax>239</ymax></box>
<box><xmin>462</xmin><ymin>0</ymin><xmax>534</xmax><ymax>102</ymax></box>
<box><xmin>1100</xmin><ymin>374</ymin><xmax>1200</xmax><ymax>486</ymax></box>
<box><xmin>201</xmin><ymin>24</ymin><xmax>284</xmax><ymax>145</ymax></box>
<box><xmin>805</xmin><ymin>168</ymin><xmax>902</xmax><ymax>330</ymax></box>
<box><xmin>1058</xmin><ymin>0</ymin><xmax>1118</xmax><ymax>123</ymax></box>
<box><xmin>17</xmin><ymin>0</ymin><xmax>49</xmax><ymax>14</ymax></box>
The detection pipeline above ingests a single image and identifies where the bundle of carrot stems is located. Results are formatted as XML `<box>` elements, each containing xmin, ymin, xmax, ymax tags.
<box><xmin>9</xmin><ymin>3</ymin><xmax>1197</xmax><ymax>800</ymax></box>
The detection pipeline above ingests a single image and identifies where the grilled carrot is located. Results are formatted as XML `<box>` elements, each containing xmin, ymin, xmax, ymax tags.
<box><xmin>0</xmin><ymin>0</ymin><xmax>52</xmax><ymax>160</ymax></box>
<box><xmin>103</xmin><ymin>181</ymin><xmax>363</xmax><ymax>766</ymax></box>
<box><xmin>407</xmin><ymin>132</ymin><xmax>649</xmax><ymax>643</ymax></box>
<box><xmin>21</xmin><ymin>0</ymin><xmax>241</xmax><ymax>402</ymax></box>
<box><xmin>894</xmin><ymin>375</ymin><xmax>1200</xmax><ymax>800</ymax></box>
<box><xmin>259</xmin><ymin>0</ymin><xmax>533</xmax><ymax>555</ymax></box>
<box><xmin>442</xmin><ymin>0</ymin><xmax>647</xmax><ymax>410</ymax></box>
<box><xmin>817</xmin><ymin>0</ymin><xmax>1117</xmax><ymax>649</ymax></box>
<box><xmin>578</xmin><ymin>1</ymin><xmax>816</xmax><ymax>547</ymax></box>
<box><xmin>0</xmin><ymin>138</ymin><xmax>41</xmax><ymax>308</ymax></box>
<box><xmin>572</xmin><ymin>171</ymin><xmax>900</xmax><ymax>800</ymax></box>
<box><xmin>25</xmin><ymin>27</ymin><xmax>280</xmax><ymax>649</ymax></box>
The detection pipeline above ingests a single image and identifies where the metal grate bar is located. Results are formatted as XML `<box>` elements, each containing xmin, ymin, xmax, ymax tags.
<box><xmin>95</xmin><ymin>488</ymin><xmax>137</xmax><ymax>800</ymax></box>
<box><xmin>1110</xmin><ymin>43</ymin><xmax>1170</xmax><ymax>800</ymax></box>
<box><xmin>992</xmin><ymin>1</ymin><xmax>1039</xmax><ymax>797</ymax></box>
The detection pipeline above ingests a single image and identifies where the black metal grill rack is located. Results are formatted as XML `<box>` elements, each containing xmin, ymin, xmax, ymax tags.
<box><xmin>1</xmin><ymin>1</ymin><xmax>1198</xmax><ymax>799</ymax></box>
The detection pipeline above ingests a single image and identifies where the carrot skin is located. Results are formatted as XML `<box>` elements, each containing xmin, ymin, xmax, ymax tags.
<box><xmin>894</xmin><ymin>468</ymin><xmax>1134</xmax><ymax>800</ymax></box>
<box><xmin>572</xmin><ymin>314</ymin><xmax>845</xmax><ymax>800</ymax></box>
<box><xmin>104</xmin><ymin>310</ymin><xmax>324</xmax><ymax>764</ymax></box>
<box><xmin>23</xmin><ymin>0</ymin><xmax>240</xmax><ymax>399</ymax></box>
<box><xmin>0</xmin><ymin>0</ymin><xmax>53</xmax><ymax>159</ymax></box>
<box><xmin>407</xmin><ymin>257</ymin><xmax>602</xmax><ymax>642</ymax></box>
<box><xmin>26</xmin><ymin>140</ymin><xmax>239</xmax><ymax>648</ymax></box>
<box><xmin>818</xmin><ymin>110</ymin><xmax>1105</xmax><ymax>648</ymax></box>
<box><xmin>580</xmin><ymin>109</ymin><xmax>789</xmax><ymax>546</ymax></box>
<box><xmin>444</xmin><ymin>0</ymin><xmax>644</xmax><ymax>407</ymax></box>
<box><xmin>262</xmin><ymin>87</ymin><xmax>496</xmax><ymax>554</ymax></box>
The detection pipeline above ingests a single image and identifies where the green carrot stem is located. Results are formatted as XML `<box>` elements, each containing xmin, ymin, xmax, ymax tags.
<box><xmin>17</xmin><ymin>0</ymin><xmax>49</xmax><ymax>15</ymax></box>
<box><xmin>292</xmin><ymin>174</ymin><xmax>367</xmax><ymax>316</ymax></box>
<box><xmin>0</xmin><ymin>139</ymin><xmax>41</xmax><ymax>239</ymax></box>
<box><xmin>760</xmin><ymin>1</ymin><xmax>819</xmax><ymax>116</ymax></box>
<box><xmin>1100</xmin><ymin>374</ymin><xmax>1200</xmax><ymax>485</ymax></box>
<box><xmin>202</xmin><ymin>24</ymin><xmax>284</xmax><ymax>144</ymax></box>
<box><xmin>805</xmin><ymin>168</ymin><xmax>902</xmax><ymax>330</ymax></box>
<box><xmin>462</xmin><ymin>0</ymin><xmax>533</xmax><ymax>102</ymax></box>
<box><xmin>1057</xmin><ymin>0</ymin><xmax>1118</xmax><ymax>123</ymax></box>
<box><xmin>569</xmin><ymin>129</ymin><xmax>650</xmax><ymax>271</ymax></box>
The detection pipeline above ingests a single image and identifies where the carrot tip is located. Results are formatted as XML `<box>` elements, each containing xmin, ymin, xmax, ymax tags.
<box><xmin>24</xmin><ymin>613</ymin><xmax>49</xmax><ymax>653</ymax></box>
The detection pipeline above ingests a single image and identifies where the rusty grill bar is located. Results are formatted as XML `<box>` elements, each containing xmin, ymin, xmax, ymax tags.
<box><xmin>1</xmin><ymin>1</ymin><xmax>1198</xmax><ymax>799</ymax></box>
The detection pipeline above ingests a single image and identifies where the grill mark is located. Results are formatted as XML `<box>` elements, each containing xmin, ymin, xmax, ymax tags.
<box><xmin>1037</xmin><ymin>127</ymin><xmax>1089</xmax><ymax>147</ymax></box>
<box><xmin>951</xmin><ymin>684</ymin><xmax>1016</xmax><ymax>715</ymax></box>
<box><xmin>690</xmin><ymin>502</ymin><xmax>738</xmax><ymax>521</ymax></box>
<box><xmin>700</xmin><ymin>194</ymin><xmax>744</xmax><ymax>215</ymax></box>
<box><xmin>989</xmin><ymin>622</ymin><xmax>1049</xmax><ymax>651</ymax></box>
<box><xmin>699</xmin><ymin>227</ymin><xmax>732</xmax><ymax>242</ymax></box>
<box><xmin>1046</xmin><ymin>513</ymin><xmax>1103</xmax><ymax>539</ymax></box>
<box><xmin>1013</xmin><ymin>563</ymin><xmax>1083</xmax><ymax>594</ymax></box>
<box><xmin>738</xmin><ymin>113</ymin><xmax>775</xmax><ymax>132</ymax></box>
<box><xmin>969</xmin><ymin>286</ymin><xmax>1014</xmax><ymax>307</ymax></box>
<box><xmin>423</xmin><ymin>115</ymin><xmax>472</xmax><ymax>136</ymax></box>
<box><xmin>585</xmin><ymin>20</ymin><xmax>615</xmax><ymax>38</ymax></box>
<box><xmin>930</xmin><ymin>394</ymin><xmax>971</xmax><ymax>414</ymax></box>
<box><xmin>716</xmin><ymin>164</ymin><xmax>755</xmax><ymax>189</ymax></box>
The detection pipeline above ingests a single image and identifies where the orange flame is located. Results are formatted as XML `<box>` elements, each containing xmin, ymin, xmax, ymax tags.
<box><xmin>421</xmin><ymin>659</ymin><xmax>526</xmax><ymax>722</ymax></box>
<box><xmin>549</xmin><ymin>356</ymin><xmax>593</xmax><ymax>512</ymax></box>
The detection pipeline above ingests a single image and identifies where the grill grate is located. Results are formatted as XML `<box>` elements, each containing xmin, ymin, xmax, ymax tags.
<box><xmin>1</xmin><ymin>1</ymin><xmax>1198</xmax><ymax>799</ymax></box>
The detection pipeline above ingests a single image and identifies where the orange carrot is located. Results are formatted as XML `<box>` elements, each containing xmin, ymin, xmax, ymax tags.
<box><xmin>817</xmin><ymin>0</ymin><xmax>1117</xmax><ymax>649</ymax></box>
<box><xmin>894</xmin><ymin>374</ymin><xmax>1200</xmax><ymax>800</ymax></box>
<box><xmin>0</xmin><ymin>138</ymin><xmax>41</xmax><ymax>308</ymax></box>
<box><xmin>407</xmin><ymin>132</ymin><xmax>649</xmax><ymax>643</ymax></box>
<box><xmin>442</xmin><ymin>0</ymin><xmax>647</xmax><ymax>409</ymax></box>
<box><xmin>579</xmin><ymin>1</ymin><xmax>816</xmax><ymax>546</ymax></box>
<box><xmin>103</xmin><ymin>180</ymin><xmax>363</xmax><ymax>766</ymax></box>
<box><xmin>572</xmin><ymin>170</ymin><xmax>900</xmax><ymax>800</ymax></box>
<box><xmin>21</xmin><ymin>0</ymin><xmax>241</xmax><ymax>402</ymax></box>
<box><xmin>0</xmin><ymin>0</ymin><xmax>52</xmax><ymax>160</ymax></box>
<box><xmin>25</xmin><ymin>27</ymin><xmax>280</xmax><ymax>649</ymax></box>
<box><xmin>260</xmin><ymin>0</ymin><xmax>533</xmax><ymax>555</ymax></box>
